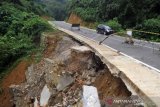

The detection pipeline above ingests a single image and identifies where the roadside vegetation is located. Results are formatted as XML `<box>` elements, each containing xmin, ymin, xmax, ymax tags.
<box><xmin>68</xmin><ymin>0</ymin><xmax>160</xmax><ymax>41</ymax></box>
<box><xmin>105</xmin><ymin>18</ymin><xmax>123</xmax><ymax>32</ymax></box>
<box><xmin>0</xmin><ymin>0</ymin><xmax>52</xmax><ymax>81</ymax></box>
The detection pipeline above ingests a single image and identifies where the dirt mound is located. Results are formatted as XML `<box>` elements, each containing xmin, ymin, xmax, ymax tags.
<box><xmin>67</xmin><ymin>13</ymin><xmax>97</xmax><ymax>28</ymax></box>
<box><xmin>0</xmin><ymin>31</ymin><xmax>64</xmax><ymax>107</ymax></box>
<box><xmin>68</xmin><ymin>13</ymin><xmax>82</xmax><ymax>24</ymax></box>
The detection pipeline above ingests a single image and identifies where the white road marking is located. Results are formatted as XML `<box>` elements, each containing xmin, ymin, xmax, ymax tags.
<box><xmin>77</xmin><ymin>23</ymin><xmax>160</xmax><ymax>50</ymax></box>
<box><xmin>74</xmin><ymin>32</ymin><xmax>160</xmax><ymax>73</ymax></box>
<box><xmin>103</xmin><ymin>44</ymin><xmax>160</xmax><ymax>73</ymax></box>
<box><xmin>53</xmin><ymin>21</ymin><xmax>160</xmax><ymax>73</ymax></box>
<box><xmin>55</xmin><ymin>21</ymin><xmax>160</xmax><ymax>51</ymax></box>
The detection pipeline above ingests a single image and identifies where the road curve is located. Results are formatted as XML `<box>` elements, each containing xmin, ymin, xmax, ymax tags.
<box><xmin>53</xmin><ymin>21</ymin><xmax>160</xmax><ymax>70</ymax></box>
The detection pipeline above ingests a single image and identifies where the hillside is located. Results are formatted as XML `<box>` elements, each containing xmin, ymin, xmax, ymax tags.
<box><xmin>68</xmin><ymin>0</ymin><xmax>160</xmax><ymax>41</ymax></box>
<box><xmin>0</xmin><ymin>0</ymin><xmax>160</xmax><ymax>107</ymax></box>
<box><xmin>68</xmin><ymin>0</ymin><xmax>160</xmax><ymax>27</ymax></box>
<box><xmin>0</xmin><ymin>0</ymin><xmax>52</xmax><ymax>106</ymax></box>
<box><xmin>0</xmin><ymin>0</ymin><xmax>51</xmax><ymax>77</ymax></box>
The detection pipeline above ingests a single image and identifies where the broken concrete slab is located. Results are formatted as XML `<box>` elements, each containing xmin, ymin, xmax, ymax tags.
<box><xmin>56</xmin><ymin>26</ymin><xmax>160</xmax><ymax>106</ymax></box>
<box><xmin>40</xmin><ymin>85</ymin><xmax>51</xmax><ymax>106</ymax></box>
<box><xmin>9</xmin><ymin>31</ymin><xmax>134</xmax><ymax>107</ymax></box>
<box><xmin>71</xmin><ymin>46</ymin><xmax>92</xmax><ymax>53</ymax></box>
<box><xmin>34</xmin><ymin>97</ymin><xmax>39</xmax><ymax>107</ymax></box>
<box><xmin>56</xmin><ymin>74</ymin><xmax>74</xmax><ymax>91</ymax></box>
<box><xmin>83</xmin><ymin>85</ymin><xmax>100</xmax><ymax>107</ymax></box>
<box><xmin>55</xmin><ymin>50</ymin><xmax>71</xmax><ymax>62</ymax></box>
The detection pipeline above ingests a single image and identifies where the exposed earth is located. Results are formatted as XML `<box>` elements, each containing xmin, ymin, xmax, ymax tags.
<box><xmin>0</xmin><ymin>60</ymin><xmax>29</xmax><ymax>107</ymax></box>
<box><xmin>0</xmin><ymin>31</ymin><xmax>133</xmax><ymax>107</ymax></box>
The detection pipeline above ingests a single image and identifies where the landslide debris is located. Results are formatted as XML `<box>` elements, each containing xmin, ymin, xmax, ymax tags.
<box><xmin>9</xmin><ymin>31</ymin><xmax>132</xmax><ymax>107</ymax></box>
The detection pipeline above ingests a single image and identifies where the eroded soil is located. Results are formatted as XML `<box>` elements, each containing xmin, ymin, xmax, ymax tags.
<box><xmin>94</xmin><ymin>67</ymin><xmax>131</xmax><ymax>102</ymax></box>
<box><xmin>0</xmin><ymin>31</ymin><xmax>132</xmax><ymax>107</ymax></box>
<box><xmin>0</xmin><ymin>61</ymin><xmax>29</xmax><ymax>107</ymax></box>
<box><xmin>0</xmin><ymin>31</ymin><xmax>66</xmax><ymax>107</ymax></box>
<box><xmin>68</xmin><ymin>13</ymin><xmax>97</xmax><ymax>28</ymax></box>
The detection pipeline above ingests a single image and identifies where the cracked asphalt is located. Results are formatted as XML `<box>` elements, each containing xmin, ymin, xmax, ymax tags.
<box><xmin>53</xmin><ymin>21</ymin><xmax>160</xmax><ymax>70</ymax></box>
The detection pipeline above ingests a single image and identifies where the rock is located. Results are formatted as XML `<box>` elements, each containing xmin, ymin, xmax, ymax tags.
<box><xmin>85</xmin><ymin>81</ymin><xmax>92</xmax><ymax>85</ymax></box>
<box><xmin>24</xmin><ymin>85</ymin><xmax>30</xmax><ymax>89</ymax></box>
<box><xmin>71</xmin><ymin>46</ymin><xmax>92</xmax><ymax>53</ymax></box>
<box><xmin>9</xmin><ymin>84</ymin><xmax>19</xmax><ymax>89</ymax></box>
<box><xmin>72</xmin><ymin>100</ymin><xmax>83</xmax><ymax>107</ymax></box>
<box><xmin>89</xmin><ymin>71</ymin><xmax>96</xmax><ymax>77</ymax></box>
<box><xmin>44</xmin><ymin>58</ymin><xmax>55</xmax><ymax>64</ymax></box>
<box><xmin>100</xmin><ymin>100</ymin><xmax>106</xmax><ymax>107</ymax></box>
<box><xmin>25</xmin><ymin>64</ymin><xmax>34</xmax><ymax>84</ymax></box>
<box><xmin>10</xmin><ymin>35</ymin><xmax>109</xmax><ymax>107</ymax></box>
<box><xmin>40</xmin><ymin>85</ymin><xmax>51</xmax><ymax>106</ymax></box>
<box><xmin>9</xmin><ymin>85</ymin><xmax>23</xmax><ymax>97</ymax></box>
<box><xmin>83</xmin><ymin>85</ymin><xmax>100</xmax><ymax>107</ymax></box>
<box><xmin>82</xmin><ymin>72</ymin><xmax>87</xmax><ymax>79</ymax></box>
<box><xmin>91</xmin><ymin>77</ymin><xmax>96</xmax><ymax>83</ymax></box>
<box><xmin>56</xmin><ymin>50</ymin><xmax>71</xmax><ymax>62</ymax></box>
<box><xmin>44</xmin><ymin>66</ymin><xmax>60</xmax><ymax>86</ymax></box>
<box><xmin>56</xmin><ymin>74</ymin><xmax>74</xmax><ymax>91</ymax></box>
<box><xmin>34</xmin><ymin>97</ymin><xmax>39</xmax><ymax>107</ymax></box>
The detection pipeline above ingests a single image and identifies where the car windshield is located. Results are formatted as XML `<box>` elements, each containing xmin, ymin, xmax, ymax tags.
<box><xmin>104</xmin><ymin>26</ymin><xmax>111</xmax><ymax>30</ymax></box>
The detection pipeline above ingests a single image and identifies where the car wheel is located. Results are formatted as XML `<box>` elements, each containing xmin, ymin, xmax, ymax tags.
<box><xmin>103</xmin><ymin>31</ymin><xmax>107</xmax><ymax>35</ymax></box>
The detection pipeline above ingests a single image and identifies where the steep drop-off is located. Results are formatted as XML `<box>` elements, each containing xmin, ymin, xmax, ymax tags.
<box><xmin>1</xmin><ymin>31</ymin><xmax>132</xmax><ymax>107</ymax></box>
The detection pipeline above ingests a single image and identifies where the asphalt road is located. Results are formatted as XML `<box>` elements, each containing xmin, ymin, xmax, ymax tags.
<box><xmin>53</xmin><ymin>21</ymin><xmax>160</xmax><ymax>71</ymax></box>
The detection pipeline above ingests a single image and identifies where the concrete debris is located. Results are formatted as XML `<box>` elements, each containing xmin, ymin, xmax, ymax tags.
<box><xmin>34</xmin><ymin>97</ymin><xmax>39</xmax><ymax>107</ymax></box>
<box><xmin>9</xmin><ymin>35</ymin><xmax>132</xmax><ymax>107</ymax></box>
<box><xmin>40</xmin><ymin>85</ymin><xmax>51</xmax><ymax>106</ymax></box>
<box><xmin>71</xmin><ymin>46</ymin><xmax>92</xmax><ymax>53</ymax></box>
<box><xmin>83</xmin><ymin>85</ymin><xmax>100</xmax><ymax>107</ymax></box>
<box><xmin>9</xmin><ymin>85</ymin><xmax>23</xmax><ymax>97</ymax></box>
<box><xmin>56</xmin><ymin>50</ymin><xmax>71</xmax><ymax>61</ymax></box>
<box><xmin>85</xmin><ymin>81</ymin><xmax>92</xmax><ymax>85</ymax></box>
<box><xmin>56</xmin><ymin>73</ymin><xmax>74</xmax><ymax>91</ymax></box>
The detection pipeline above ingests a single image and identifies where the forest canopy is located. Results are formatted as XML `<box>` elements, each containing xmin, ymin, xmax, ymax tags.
<box><xmin>68</xmin><ymin>0</ymin><xmax>160</xmax><ymax>41</ymax></box>
<box><xmin>68</xmin><ymin>0</ymin><xmax>160</xmax><ymax>28</ymax></box>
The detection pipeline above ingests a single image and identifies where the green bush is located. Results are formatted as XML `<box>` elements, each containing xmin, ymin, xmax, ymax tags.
<box><xmin>105</xmin><ymin>18</ymin><xmax>122</xmax><ymax>32</ymax></box>
<box><xmin>22</xmin><ymin>16</ymin><xmax>50</xmax><ymax>36</ymax></box>
<box><xmin>133</xmin><ymin>18</ymin><xmax>160</xmax><ymax>41</ymax></box>
<box><xmin>0</xmin><ymin>2</ymin><xmax>51</xmax><ymax>71</ymax></box>
<box><xmin>0</xmin><ymin>34</ymin><xmax>33</xmax><ymax>70</ymax></box>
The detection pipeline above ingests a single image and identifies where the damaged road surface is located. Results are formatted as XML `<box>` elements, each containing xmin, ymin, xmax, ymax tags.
<box><xmin>9</xmin><ymin>31</ymin><xmax>141</xmax><ymax>107</ymax></box>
